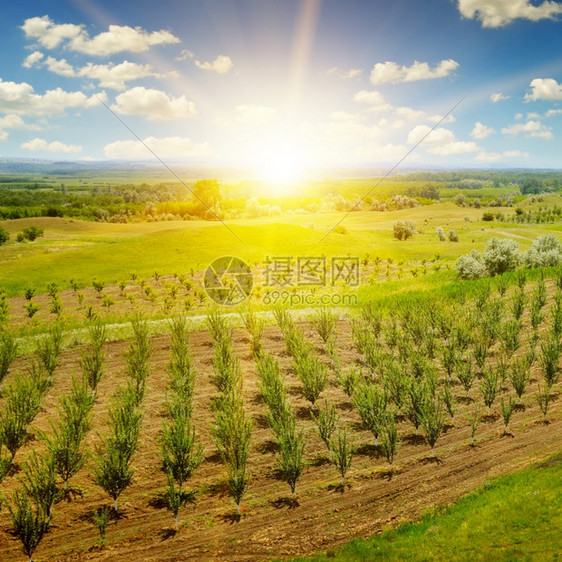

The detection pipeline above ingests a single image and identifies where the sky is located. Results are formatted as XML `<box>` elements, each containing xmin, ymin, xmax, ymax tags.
<box><xmin>1</xmin><ymin>0</ymin><xmax>562</xmax><ymax>175</ymax></box>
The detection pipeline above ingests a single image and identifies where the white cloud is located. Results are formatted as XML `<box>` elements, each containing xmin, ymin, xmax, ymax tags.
<box><xmin>327</xmin><ymin>67</ymin><xmax>362</xmax><ymax>79</ymax></box>
<box><xmin>176</xmin><ymin>49</ymin><xmax>194</xmax><ymax>61</ymax></box>
<box><xmin>515</xmin><ymin>113</ymin><xmax>523</xmax><ymax>119</ymax></box>
<box><xmin>475</xmin><ymin>149</ymin><xmax>529</xmax><ymax>162</ymax></box>
<box><xmin>395</xmin><ymin>106</ymin><xmax>455</xmax><ymax>124</ymax></box>
<box><xmin>0</xmin><ymin>114</ymin><xmax>38</xmax><ymax>141</ymax></box>
<box><xmin>490</xmin><ymin>92</ymin><xmax>510</xmax><ymax>103</ymax></box>
<box><xmin>110</xmin><ymin>87</ymin><xmax>197</xmax><ymax>121</ymax></box>
<box><xmin>407</xmin><ymin>124</ymin><xmax>480</xmax><ymax>155</ymax></box>
<box><xmin>234</xmin><ymin>105</ymin><xmax>278</xmax><ymax>125</ymax></box>
<box><xmin>22</xmin><ymin>50</ymin><xmax>44</xmax><ymax>68</ymax></box>
<box><xmin>44</xmin><ymin>56</ymin><xmax>75</xmax><ymax>77</ymax></box>
<box><xmin>194</xmin><ymin>55</ymin><xmax>233</xmax><ymax>74</ymax></box>
<box><xmin>21</xmin><ymin>16</ymin><xmax>82</xmax><ymax>49</ymax></box>
<box><xmin>28</xmin><ymin>55</ymin><xmax>163</xmax><ymax>90</ymax></box>
<box><xmin>501</xmin><ymin>120</ymin><xmax>553</xmax><ymax>139</ymax></box>
<box><xmin>353</xmin><ymin>90</ymin><xmax>387</xmax><ymax>106</ymax></box>
<box><xmin>0</xmin><ymin>78</ymin><xmax>105</xmax><ymax>116</ymax></box>
<box><xmin>21</xmin><ymin>137</ymin><xmax>82</xmax><ymax>153</ymax></box>
<box><xmin>104</xmin><ymin>136</ymin><xmax>211</xmax><ymax>160</ymax></box>
<box><xmin>21</xmin><ymin>16</ymin><xmax>180</xmax><ymax>56</ymax></box>
<box><xmin>458</xmin><ymin>0</ymin><xmax>562</xmax><ymax>28</ymax></box>
<box><xmin>78</xmin><ymin>61</ymin><xmax>161</xmax><ymax>90</ymax></box>
<box><xmin>545</xmin><ymin>109</ymin><xmax>562</xmax><ymax>118</ymax></box>
<box><xmin>471</xmin><ymin>121</ymin><xmax>496</xmax><ymax>139</ymax></box>
<box><xmin>525</xmin><ymin>78</ymin><xmax>562</xmax><ymax>101</ymax></box>
<box><xmin>370</xmin><ymin>59</ymin><xmax>459</xmax><ymax>84</ymax></box>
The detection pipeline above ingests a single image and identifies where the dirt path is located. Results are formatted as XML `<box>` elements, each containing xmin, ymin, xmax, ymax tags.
<box><xmin>493</xmin><ymin>230</ymin><xmax>533</xmax><ymax>241</ymax></box>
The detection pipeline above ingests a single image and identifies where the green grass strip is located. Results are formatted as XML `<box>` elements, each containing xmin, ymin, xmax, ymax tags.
<box><xmin>295</xmin><ymin>453</ymin><xmax>562</xmax><ymax>561</ymax></box>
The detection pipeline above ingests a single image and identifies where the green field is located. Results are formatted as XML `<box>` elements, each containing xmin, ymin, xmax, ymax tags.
<box><xmin>0</xmin><ymin>199</ymin><xmax>558</xmax><ymax>297</ymax></box>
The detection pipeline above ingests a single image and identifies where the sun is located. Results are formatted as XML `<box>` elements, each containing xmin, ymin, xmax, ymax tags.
<box><xmin>251</xmin><ymin>136</ymin><xmax>308</xmax><ymax>196</ymax></box>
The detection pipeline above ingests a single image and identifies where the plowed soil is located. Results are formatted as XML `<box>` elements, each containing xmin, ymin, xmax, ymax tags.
<box><xmin>0</xmin><ymin>319</ymin><xmax>560</xmax><ymax>561</ymax></box>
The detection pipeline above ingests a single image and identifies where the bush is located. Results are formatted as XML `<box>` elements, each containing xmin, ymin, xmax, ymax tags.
<box><xmin>393</xmin><ymin>220</ymin><xmax>416</xmax><ymax>241</ymax></box>
<box><xmin>523</xmin><ymin>235</ymin><xmax>562</xmax><ymax>268</ymax></box>
<box><xmin>456</xmin><ymin>250</ymin><xmax>486</xmax><ymax>280</ymax></box>
<box><xmin>482</xmin><ymin>212</ymin><xmax>494</xmax><ymax>221</ymax></box>
<box><xmin>21</xmin><ymin>226</ymin><xmax>44</xmax><ymax>242</ymax></box>
<box><xmin>482</xmin><ymin>238</ymin><xmax>519</xmax><ymax>276</ymax></box>
<box><xmin>436</xmin><ymin>227</ymin><xmax>446</xmax><ymax>241</ymax></box>
<box><xmin>448</xmin><ymin>229</ymin><xmax>459</xmax><ymax>242</ymax></box>
<box><xmin>0</xmin><ymin>227</ymin><xmax>9</xmax><ymax>245</ymax></box>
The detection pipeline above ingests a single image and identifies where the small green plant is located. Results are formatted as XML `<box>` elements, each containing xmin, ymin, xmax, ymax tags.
<box><xmin>43</xmin><ymin>376</ymin><xmax>93</xmax><ymax>491</ymax></box>
<box><xmin>495</xmin><ymin>274</ymin><xmax>510</xmax><ymax>297</ymax></box>
<box><xmin>311</xmin><ymin>308</ymin><xmax>339</xmax><ymax>345</ymax></box>
<box><xmin>24</xmin><ymin>287</ymin><xmax>36</xmax><ymax>300</ymax></box>
<box><xmin>540</xmin><ymin>336</ymin><xmax>560</xmax><ymax>389</ymax></box>
<box><xmin>352</xmin><ymin>383</ymin><xmax>387</xmax><ymax>445</ymax></box>
<box><xmin>35</xmin><ymin>322</ymin><xmax>63</xmax><ymax>377</ymax></box>
<box><xmin>337</xmin><ymin>367</ymin><xmax>359</xmax><ymax>397</ymax></box>
<box><xmin>380</xmin><ymin>414</ymin><xmax>399</xmax><ymax>471</ymax></box>
<box><xmin>20</xmin><ymin>451</ymin><xmax>58</xmax><ymax>517</ymax></box>
<box><xmin>468</xmin><ymin>407</ymin><xmax>481</xmax><ymax>446</ymax></box>
<box><xmin>25</xmin><ymin>301</ymin><xmax>39</xmax><ymax>318</ymax></box>
<box><xmin>480</xmin><ymin>370</ymin><xmax>500</xmax><ymax>415</ymax></box>
<box><xmin>276</xmin><ymin>415</ymin><xmax>306</xmax><ymax>500</ymax></box>
<box><xmin>500</xmin><ymin>395</ymin><xmax>515</xmax><ymax>434</ymax></box>
<box><xmin>330</xmin><ymin>427</ymin><xmax>354</xmax><ymax>487</ymax></box>
<box><xmin>457</xmin><ymin>360</ymin><xmax>476</xmax><ymax>398</ymax></box>
<box><xmin>441</xmin><ymin>381</ymin><xmax>456</xmax><ymax>424</ymax></box>
<box><xmin>212</xmin><ymin>398</ymin><xmax>252</xmax><ymax>515</ymax></box>
<box><xmin>92</xmin><ymin>505</ymin><xmax>112</xmax><ymax>548</ymax></box>
<box><xmin>515</xmin><ymin>269</ymin><xmax>527</xmax><ymax>289</ymax></box>
<box><xmin>80</xmin><ymin>322</ymin><xmax>106</xmax><ymax>397</ymax></box>
<box><xmin>164</xmin><ymin>468</ymin><xmax>186</xmax><ymax>531</ymax></box>
<box><xmin>293</xmin><ymin>352</ymin><xmax>328</xmax><ymax>411</ymax></box>
<box><xmin>509</xmin><ymin>359</ymin><xmax>529</xmax><ymax>404</ymax></box>
<box><xmin>92</xmin><ymin>279</ymin><xmax>105</xmax><ymax>294</ymax></box>
<box><xmin>536</xmin><ymin>384</ymin><xmax>550</xmax><ymax>420</ymax></box>
<box><xmin>511</xmin><ymin>289</ymin><xmax>526</xmax><ymax>320</ymax></box>
<box><xmin>0</xmin><ymin>331</ymin><xmax>18</xmax><ymax>389</ymax></box>
<box><xmin>7</xmin><ymin>490</ymin><xmax>51</xmax><ymax>562</ymax></box>
<box><xmin>101</xmin><ymin>294</ymin><xmax>115</xmax><ymax>308</ymax></box>
<box><xmin>311</xmin><ymin>400</ymin><xmax>338</xmax><ymax>459</ymax></box>
<box><xmin>46</xmin><ymin>282</ymin><xmax>58</xmax><ymax>298</ymax></box>
<box><xmin>420</xmin><ymin>399</ymin><xmax>446</xmax><ymax>457</ymax></box>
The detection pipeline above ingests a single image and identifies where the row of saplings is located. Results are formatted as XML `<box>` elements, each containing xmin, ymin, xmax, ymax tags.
<box><xmin>0</xmin><ymin>270</ymin><xmax>561</xmax><ymax>560</ymax></box>
<box><xmin>0</xmin><ymin>317</ymin><xmax>206</xmax><ymax>560</ymax></box>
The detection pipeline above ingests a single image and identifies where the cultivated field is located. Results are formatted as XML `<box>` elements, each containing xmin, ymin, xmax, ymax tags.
<box><xmin>0</xmin><ymin>267</ymin><xmax>560</xmax><ymax>560</ymax></box>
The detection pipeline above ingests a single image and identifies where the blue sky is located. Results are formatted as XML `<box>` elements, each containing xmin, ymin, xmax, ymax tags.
<box><xmin>1</xmin><ymin>0</ymin><xmax>562</xmax><ymax>173</ymax></box>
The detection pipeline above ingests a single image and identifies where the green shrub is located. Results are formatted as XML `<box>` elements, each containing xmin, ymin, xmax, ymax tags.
<box><xmin>0</xmin><ymin>227</ymin><xmax>10</xmax><ymax>245</ymax></box>
<box><xmin>7</xmin><ymin>490</ymin><xmax>51</xmax><ymax>561</ymax></box>
<box><xmin>393</xmin><ymin>220</ymin><xmax>416</xmax><ymax>241</ymax></box>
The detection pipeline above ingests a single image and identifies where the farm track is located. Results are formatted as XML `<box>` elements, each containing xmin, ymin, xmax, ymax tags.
<box><xmin>0</xmin><ymin>317</ymin><xmax>561</xmax><ymax>561</ymax></box>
